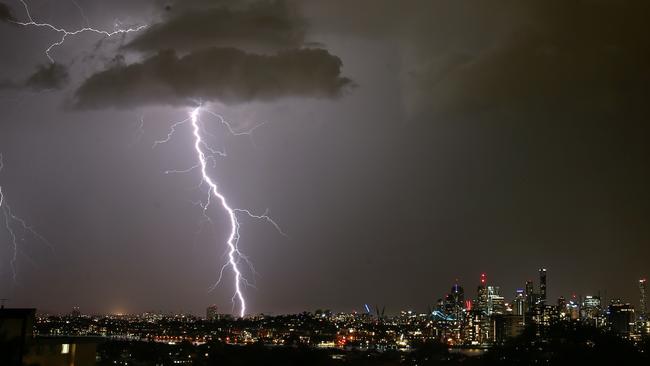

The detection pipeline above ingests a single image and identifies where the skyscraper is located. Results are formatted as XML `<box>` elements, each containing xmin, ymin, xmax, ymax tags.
<box><xmin>524</xmin><ymin>280</ymin><xmax>535</xmax><ymax>312</ymax></box>
<box><xmin>475</xmin><ymin>273</ymin><xmax>491</xmax><ymax>345</ymax></box>
<box><xmin>513</xmin><ymin>289</ymin><xmax>525</xmax><ymax>316</ymax></box>
<box><xmin>539</xmin><ymin>268</ymin><xmax>547</xmax><ymax>304</ymax></box>
<box><xmin>206</xmin><ymin>305</ymin><xmax>219</xmax><ymax>321</ymax></box>
<box><xmin>487</xmin><ymin>286</ymin><xmax>505</xmax><ymax>315</ymax></box>
<box><xmin>581</xmin><ymin>295</ymin><xmax>603</xmax><ymax>327</ymax></box>
<box><xmin>445</xmin><ymin>283</ymin><xmax>465</xmax><ymax>320</ymax></box>
<box><xmin>477</xmin><ymin>273</ymin><xmax>488</xmax><ymax>313</ymax></box>
<box><xmin>640</xmin><ymin>278</ymin><xmax>647</xmax><ymax>320</ymax></box>
<box><xmin>608</xmin><ymin>299</ymin><xmax>635</xmax><ymax>337</ymax></box>
<box><xmin>557</xmin><ymin>296</ymin><xmax>566</xmax><ymax>319</ymax></box>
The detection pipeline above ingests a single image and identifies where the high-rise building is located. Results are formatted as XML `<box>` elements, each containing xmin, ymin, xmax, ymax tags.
<box><xmin>640</xmin><ymin>278</ymin><xmax>647</xmax><ymax>321</ymax></box>
<box><xmin>477</xmin><ymin>273</ymin><xmax>488</xmax><ymax>313</ymax></box>
<box><xmin>607</xmin><ymin>299</ymin><xmax>635</xmax><ymax>337</ymax></box>
<box><xmin>567</xmin><ymin>298</ymin><xmax>580</xmax><ymax>321</ymax></box>
<box><xmin>465</xmin><ymin>309</ymin><xmax>489</xmax><ymax>345</ymax></box>
<box><xmin>487</xmin><ymin>286</ymin><xmax>505</xmax><ymax>315</ymax></box>
<box><xmin>475</xmin><ymin>274</ymin><xmax>491</xmax><ymax>345</ymax></box>
<box><xmin>557</xmin><ymin>296</ymin><xmax>567</xmax><ymax>319</ymax></box>
<box><xmin>534</xmin><ymin>305</ymin><xmax>559</xmax><ymax>327</ymax></box>
<box><xmin>492</xmin><ymin>314</ymin><xmax>525</xmax><ymax>344</ymax></box>
<box><xmin>206</xmin><ymin>305</ymin><xmax>219</xmax><ymax>321</ymax></box>
<box><xmin>71</xmin><ymin>307</ymin><xmax>81</xmax><ymax>317</ymax></box>
<box><xmin>451</xmin><ymin>283</ymin><xmax>465</xmax><ymax>306</ymax></box>
<box><xmin>539</xmin><ymin>268</ymin><xmax>547</xmax><ymax>304</ymax></box>
<box><xmin>444</xmin><ymin>283</ymin><xmax>465</xmax><ymax>320</ymax></box>
<box><xmin>581</xmin><ymin>295</ymin><xmax>601</xmax><ymax>325</ymax></box>
<box><xmin>513</xmin><ymin>289</ymin><xmax>525</xmax><ymax>316</ymax></box>
<box><xmin>524</xmin><ymin>280</ymin><xmax>535</xmax><ymax>312</ymax></box>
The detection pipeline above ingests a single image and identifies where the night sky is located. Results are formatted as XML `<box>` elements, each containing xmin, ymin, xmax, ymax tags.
<box><xmin>0</xmin><ymin>0</ymin><xmax>649</xmax><ymax>316</ymax></box>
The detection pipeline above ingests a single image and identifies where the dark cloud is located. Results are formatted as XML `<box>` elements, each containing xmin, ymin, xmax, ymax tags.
<box><xmin>0</xmin><ymin>2</ymin><xmax>15</xmax><ymax>22</ymax></box>
<box><xmin>0</xmin><ymin>63</ymin><xmax>69</xmax><ymax>91</ymax></box>
<box><xmin>25</xmin><ymin>63</ymin><xmax>70</xmax><ymax>91</ymax></box>
<box><xmin>303</xmin><ymin>0</ymin><xmax>650</xmax><ymax>116</ymax></box>
<box><xmin>413</xmin><ymin>1</ymin><xmax>650</xmax><ymax>116</ymax></box>
<box><xmin>124</xmin><ymin>0</ymin><xmax>305</xmax><ymax>53</ymax></box>
<box><xmin>73</xmin><ymin>47</ymin><xmax>351</xmax><ymax>109</ymax></box>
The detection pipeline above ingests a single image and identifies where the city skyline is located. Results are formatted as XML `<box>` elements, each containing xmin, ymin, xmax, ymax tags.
<box><xmin>1</xmin><ymin>0</ymin><xmax>650</xmax><ymax>316</ymax></box>
<box><xmin>12</xmin><ymin>268</ymin><xmax>649</xmax><ymax>352</ymax></box>
<box><xmin>16</xmin><ymin>271</ymin><xmax>649</xmax><ymax>319</ymax></box>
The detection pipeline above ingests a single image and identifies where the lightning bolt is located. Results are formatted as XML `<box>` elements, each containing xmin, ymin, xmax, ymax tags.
<box><xmin>0</xmin><ymin>153</ymin><xmax>50</xmax><ymax>281</ymax></box>
<box><xmin>11</xmin><ymin>0</ymin><xmax>146</xmax><ymax>63</ymax></box>
<box><xmin>8</xmin><ymin>0</ymin><xmax>279</xmax><ymax>317</ymax></box>
<box><xmin>1</xmin><ymin>0</ymin><xmax>131</xmax><ymax>281</ymax></box>
<box><xmin>154</xmin><ymin>106</ymin><xmax>285</xmax><ymax>318</ymax></box>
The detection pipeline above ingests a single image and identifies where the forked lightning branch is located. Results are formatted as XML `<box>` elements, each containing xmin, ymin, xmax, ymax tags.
<box><xmin>154</xmin><ymin>107</ymin><xmax>285</xmax><ymax>317</ymax></box>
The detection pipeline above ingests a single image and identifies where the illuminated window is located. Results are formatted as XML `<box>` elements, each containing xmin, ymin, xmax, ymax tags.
<box><xmin>61</xmin><ymin>344</ymin><xmax>70</xmax><ymax>354</ymax></box>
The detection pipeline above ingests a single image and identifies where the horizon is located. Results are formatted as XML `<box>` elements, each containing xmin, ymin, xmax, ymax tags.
<box><xmin>11</xmin><ymin>271</ymin><xmax>647</xmax><ymax>317</ymax></box>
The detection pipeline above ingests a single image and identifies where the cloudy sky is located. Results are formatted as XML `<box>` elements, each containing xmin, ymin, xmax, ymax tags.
<box><xmin>0</xmin><ymin>0</ymin><xmax>648</xmax><ymax>315</ymax></box>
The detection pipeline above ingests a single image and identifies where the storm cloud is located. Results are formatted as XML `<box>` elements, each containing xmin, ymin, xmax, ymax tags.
<box><xmin>412</xmin><ymin>1</ymin><xmax>650</xmax><ymax>116</ymax></box>
<box><xmin>301</xmin><ymin>0</ymin><xmax>650</xmax><ymax>116</ymax></box>
<box><xmin>0</xmin><ymin>2</ymin><xmax>15</xmax><ymax>22</ymax></box>
<box><xmin>124</xmin><ymin>0</ymin><xmax>305</xmax><ymax>54</ymax></box>
<box><xmin>25</xmin><ymin>63</ymin><xmax>70</xmax><ymax>91</ymax></box>
<box><xmin>73</xmin><ymin>47</ymin><xmax>351</xmax><ymax>109</ymax></box>
<box><xmin>0</xmin><ymin>63</ymin><xmax>69</xmax><ymax>91</ymax></box>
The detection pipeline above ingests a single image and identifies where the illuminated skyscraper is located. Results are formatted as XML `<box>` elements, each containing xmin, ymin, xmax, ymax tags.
<box><xmin>639</xmin><ymin>278</ymin><xmax>647</xmax><ymax>321</ymax></box>
<box><xmin>579</xmin><ymin>295</ymin><xmax>605</xmax><ymax>327</ymax></box>
<box><xmin>557</xmin><ymin>296</ymin><xmax>567</xmax><ymax>319</ymax></box>
<box><xmin>477</xmin><ymin>273</ymin><xmax>488</xmax><ymax>313</ymax></box>
<box><xmin>444</xmin><ymin>282</ymin><xmax>465</xmax><ymax>320</ymax></box>
<box><xmin>567</xmin><ymin>298</ymin><xmax>580</xmax><ymax>321</ymax></box>
<box><xmin>539</xmin><ymin>268</ymin><xmax>547</xmax><ymax>304</ymax></box>
<box><xmin>451</xmin><ymin>283</ymin><xmax>465</xmax><ymax>306</ymax></box>
<box><xmin>513</xmin><ymin>289</ymin><xmax>525</xmax><ymax>316</ymax></box>
<box><xmin>487</xmin><ymin>286</ymin><xmax>505</xmax><ymax>315</ymax></box>
<box><xmin>475</xmin><ymin>273</ymin><xmax>491</xmax><ymax>345</ymax></box>
<box><xmin>524</xmin><ymin>280</ymin><xmax>535</xmax><ymax>311</ymax></box>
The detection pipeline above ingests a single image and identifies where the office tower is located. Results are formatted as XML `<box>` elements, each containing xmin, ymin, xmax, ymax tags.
<box><xmin>607</xmin><ymin>299</ymin><xmax>635</xmax><ymax>337</ymax></box>
<box><xmin>206</xmin><ymin>305</ymin><xmax>219</xmax><ymax>321</ymax></box>
<box><xmin>475</xmin><ymin>274</ymin><xmax>491</xmax><ymax>345</ymax></box>
<box><xmin>444</xmin><ymin>283</ymin><xmax>465</xmax><ymax>320</ymax></box>
<box><xmin>557</xmin><ymin>296</ymin><xmax>566</xmax><ymax>319</ymax></box>
<box><xmin>492</xmin><ymin>314</ymin><xmax>525</xmax><ymax>344</ymax></box>
<box><xmin>640</xmin><ymin>278</ymin><xmax>647</xmax><ymax>320</ymax></box>
<box><xmin>581</xmin><ymin>296</ymin><xmax>604</xmax><ymax>327</ymax></box>
<box><xmin>513</xmin><ymin>289</ymin><xmax>525</xmax><ymax>316</ymax></box>
<box><xmin>451</xmin><ymin>283</ymin><xmax>465</xmax><ymax>306</ymax></box>
<box><xmin>436</xmin><ymin>298</ymin><xmax>445</xmax><ymax>313</ymax></box>
<box><xmin>477</xmin><ymin>273</ymin><xmax>488</xmax><ymax>313</ymax></box>
<box><xmin>524</xmin><ymin>280</ymin><xmax>535</xmax><ymax>312</ymax></box>
<box><xmin>487</xmin><ymin>286</ymin><xmax>505</xmax><ymax>315</ymax></box>
<box><xmin>567</xmin><ymin>298</ymin><xmax>580</xmax><ymax>320</ymax></box>
<box><xmin>534</xmin><ymin>304</ymin><xmax>560</xmax><ymax>327</ymax></box>
<box><xmin>539</xmin><ymin>268</ymin><xmax>547</xmax><ymax>304</ymax></box>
